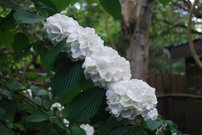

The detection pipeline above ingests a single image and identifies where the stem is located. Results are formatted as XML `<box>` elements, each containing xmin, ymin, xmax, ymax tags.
<box><xmin>14</xmin><ymin>91</ymin><xmax>69</xmax><ymax>134</ymax></box>
<box><xmin>187</xmin><ymin>0</ymin><xmax>202</xmax><ymax>69</ymax></box>
<box><xmin>14</xmin><ymin>91</ymin><xmax>48</xmax><ymax>114</ymax></box>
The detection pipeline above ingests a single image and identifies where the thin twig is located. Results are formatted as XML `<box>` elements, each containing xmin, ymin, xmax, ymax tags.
<box><xmin>14</xmin><ymin>91</ymin><xmax>47</xmax><ymax>113</ymax></box>
<box><xmin>14</xmin><ymin>91</ymin><xmax>68</xmax><ymax>134</ymax></box>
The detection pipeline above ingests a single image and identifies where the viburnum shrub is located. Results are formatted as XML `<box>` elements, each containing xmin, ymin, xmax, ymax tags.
<box><xmin>44</xmin><ymin>14</ymin><xmax>158</xmax><ymax>120</ymax></box>
<box><xmin>44</xmin><ymin>13</ymin><xmax>158</xmax><ymax>121</ymax></box>
<box><xmin>27</xmin><ymin>13</ymin><xmax>179</xmax><ymax>135</ymax></box>
<box><xmin>0</xmin><ymin>4</ymin><xmax>182</xmax><ymax>135</ymax></box>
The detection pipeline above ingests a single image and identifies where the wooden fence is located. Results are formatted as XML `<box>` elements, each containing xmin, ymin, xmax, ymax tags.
<box><xmin>148</xmin><ymin>73</ymin><xmax>202</xmax><ymax>135</ymax></box>
<box><xmin>148</xmin><ymin>73</ymin><xmax>186</xmax><ymax>95</ymax></box>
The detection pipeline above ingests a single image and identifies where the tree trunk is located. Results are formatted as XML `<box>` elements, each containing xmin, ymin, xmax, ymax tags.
<box><xmin>120</xmin><ymin>0</ymin><xmax>153</xmax><ymax>81</ymax></box>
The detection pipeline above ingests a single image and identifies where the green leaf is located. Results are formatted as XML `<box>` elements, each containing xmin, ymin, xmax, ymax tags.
<box><xmin>70</xmin><ymin>125</ymin><xmax>86</xmax><ymax>135</ymax></box>
<box><xmin>68</xmin><ymin>87</ymin><xmax>106</xmax><ymax>121</ymax></box>
<box><xmin>158</xmin><ymin>0</ymin><xmax>170</xmax><ymax>6</ymax></box>
<box><xmin>99</xmin><ymin>0</ymin><xmax>121</xmax><ymax>20</ymax></box>
<box><xmin>0</xmin><ymin>30</ymin><xmax>15</xmax><ymax>46</ymax></box>
<box><xmin>79</xmin><ymin>75</ymin><xmax>94</xmax><ymax>90</ymax></box>
<box><xmin>37</xmin><ymin>89</ymin><xmax>49</xmax><ymax>96</ymax></box>
<box><xmin>98</xmin><ymin>122</ymin><xmax>112</xmax><ymax>135</ymax></box>
<box><xmin>32</xmin><ymin>0</ymin><xmax>57</xmax><ymax>10</ymax></box>
<box><xmin>46</xmin><ymin>39</ymin><xmax>66</xmax><ymax>69</ymax></box>
<box><xmin>110</xmin><ymin>127</ymin><xmax>147</xmax><ymax>135</ymax></box>
<box><xmin>51</xmin><ymin>62</ymin><xmax>83</xmax><ymax>97</ymax></box>
<box><xmin>51</xmin><ymin>0</ymin><xmax>75</xmax><ymax>11</ymax></box>
<box><xmin>0</xmin><ymin>122</ymin><xmax>15</xmax><ymax>135</ymax></box>
<box><xmin>53</xmin><ymin>52</ymin><xmax>73</xmax><ymax>71</ymax></box>
<box><xmin>31</xmin><ymin>0</ymin><xmax>58</xmax><ymax>16</ymax></box>
<box><xmin>0</xmin><ymin>99</ymin><xmax>16</xmax><ymax>121</ymax></box>
<box><xmin>0</xmin><ymin>11</ymin><xmax>16</xmax><ymax>31</ymax></box>
<box><xmin>0</xmin><ymin>0</ymin><xmax>22</xmax><ymax>10</ymax></box>
<box><xmin>0</xmin><ymin>88</ymin><xmax>12</xmax><ymax>99</ymax></box>
<box><xmin>128</xmin><ymin>127</ymin><xmax>147</xmax><ymax>135</ymax></box>
<box><xmin>165</xmin><ymin>120</ymin><xmax>174</xmax><ymax>126</ymax></box>
<box><xmin>146</xmin><ymin>120</ymin><xmax>162</xmax><ymax>131</ymax></box>
<box><xmin>42</xmin><ymin>100</ymin><xmax>51</xmax><ymax>109</ymax></box>
<box><xmin>12</xmin><ymin>33</ymin><xmax>31</xmax><ymax>59</ymax></box>
<box><xmin>165</xmin><ymin>120</ymin><xmax>178</xmax><ymax>130</ymax></box>
<box><xmin>56</xmin><ymin>84</ymin><xmax>82</xmax><ymax>104</ymax></box>
<box><xmin>39</xmin><ymin>124</ymin><xmax>57</xmax><ymax>135</ymax></box>
<box><xmin>7</xmin><ymin>80</ymin><xmax>25</xmax><ymax>91</ymax></box>
<box><xmin>0</xmin><ymin>107</ymin><xmax>7</xmax><ymax>120</ymax></box>
<box><xmin>34</xmin><ymin>97</ymin><xmax>43</xmax><ymax>105</ymax></box>
<box><xmin>32</xmin><ymin>41</ymin><xmax>49</xmax><ymax>69</ymax></box>
<box><xmin>30</xmin><ymin>86</ymin><xmax>41</xmax><ymax>95</ymax></box>
<box><xmin>90</xmin><ymin>92</ymin><xmax>110</xmax><ymax>123</ymax></box>
<box><xmin>110</xmin><ymin>126</ymin><xmax>131</xmax><ymax>135</ymax></box>
<box><xmin>13</xmin><ymin>10</ymin><xmax>45</xmax><ymax>24</ymax></box>
<box><xmin>25</xmin><ymin>114</ymin><xmax>48</xmax><ymax>123</ymax></box>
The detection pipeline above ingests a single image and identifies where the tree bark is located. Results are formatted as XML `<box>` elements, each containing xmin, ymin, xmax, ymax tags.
<box><xmin>120</xmin><ymin>0</ymin><xmax>154</xmax><ymax>81</ymax></box>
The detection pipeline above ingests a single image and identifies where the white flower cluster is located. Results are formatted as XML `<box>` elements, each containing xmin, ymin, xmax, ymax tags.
<box><xmin>63</xmin><ymin>118</ymin><xmax>70</xmax><ymax>127</ymax></box>
<box><xmin>50</xmin><ymin>102</ymin><xmax>64</xmax><ymax>111</ymax></box>
<box><xmin>83</xmin><ymin>46</ymin><xmax>131</xmax><ymax>87</ymax></box>
<box><xmin>44</xmin><ymin>13</ymin><xmax>131</xmax><ymax>87</ymax></box>
<box><xmin>23</xmin><ymin>89</ymin><xmax>33</xmax><ymax>98</ymax></box>
<box><xmin>65</xmin><ymin>27</ymin><xmax>104</xmax><ymax>60</ymax></box>
<box><xmin>44</xmin><ymin>13</ymin><xmax>104</xmax><ymax>61</ymax></box>
<box><xmin>80</xmin><ymin>124</ymin><xmax>94</xmax><ymax>135</ymax></box>
<box><xmin>50</xmin><ymin>102</ymin><xmax>70</xmax><ymax>128</ymax></box>
<box><xmin>106</xmin><ymin>79</ymin><xmax>157</xmax><ymax>120</ymax></box>
<box><xmin>142</xmin><ymin>108</ymin><xmax>158</xmax><ymax>121</ymax></box>
<box><xmin>44</xmin><ymin>14</ymin><xmax>80</xmax><ymax>44</ymax></box>
<box><xmin>44</xmin><ymin>13</ymin><xmax>158</xmax><ymax>121</ymax></box>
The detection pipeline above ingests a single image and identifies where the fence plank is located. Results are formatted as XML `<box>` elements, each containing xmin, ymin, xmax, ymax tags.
<box><xmin>149</xmin><ymin>73</ymin><xmax>201</xmax><ymax>135</ymax></box>
<box><xmin>148</xmin><ymin>73</ymin><xmax>186</xmax><ymax>94</ymax></box>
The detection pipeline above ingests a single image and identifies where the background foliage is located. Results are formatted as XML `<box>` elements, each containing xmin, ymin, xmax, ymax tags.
<box><xmin>1</xmin><ymin>0</ymin><xmax>201</xmax><ymax>134</ymax></box>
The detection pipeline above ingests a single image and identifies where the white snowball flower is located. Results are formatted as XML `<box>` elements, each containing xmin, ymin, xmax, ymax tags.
<box><xmin>23</xmin><ymin>89</ymin><xmax>33</xmax><ymax>98</ymax></box>
<box><xmin>82</xmin><ymin>46</ymin><xmax>131</xmax><ymax>87</ymax></box>
<box><xmin>65</xmin><ymin>27</ymin><xmax>104</xmax><ymax>60</ymax></box>
<box><xmin>63</xmin><ymin>118</ymin><xmax>70</xmax><ymax>127</ymax></box>
<box><xmin>141</xmin><ymin>108</ymin><xmax>158</xmax><ymax>121</ymax></box>
<box><xmin>80</xmin><ymin>124</ymin><xmax>94</xmax><ymax>135</ymax></box>
<box><xmin>44</xmin><ymin>13</ymin><xmax>80</xmax><ymax>43</ymax></box>
<box><xmin>50</xmin><ymin>102</ymin><xmax>64</xmax><ymax>111</ymax></box>
<box><xmin>106</xmin><ymin>79</ymin><xmax>157</xmax><ymax>120</ymax></box>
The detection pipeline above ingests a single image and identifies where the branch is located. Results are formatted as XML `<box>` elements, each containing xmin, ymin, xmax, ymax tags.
<box><xmin>22</xmin><ymin>53</ymin><xmax>38</xmax><ymax>72</ymax></box>
<box><xmin>173</xmin><ymin>2</ymin><xmax>188</xmax><ymax>11</ymax></box>
<box><xmin>187</xmin><ymin>0</ymin><xmax>202</xmax><ymax>69</ymax></box>
<box><xmin>154</xmin><ymin>5</ymin><xmax>202</xmax><ymax>37</ymax></box>
<box><xmin>176</xmin><ymin>0</ymin><xmax>202</xmax><ymax>18</ymax></box>
<box><xmin>164</xmin><ymin>20</ymin><xmax>202</xmax><ymax>35</ymax></box>
<box><xmin>14</xmin><ymin>91</ymin><xmax>67</xmax><ymax>134</ymax></box>
<box><xmin>183</xmin><ymin>0</ymin><xmax>192</xmax><ymax>8</ymax></box>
